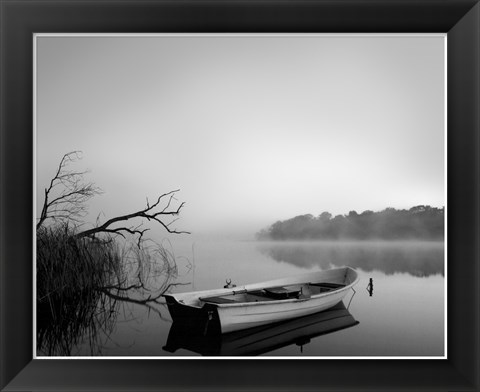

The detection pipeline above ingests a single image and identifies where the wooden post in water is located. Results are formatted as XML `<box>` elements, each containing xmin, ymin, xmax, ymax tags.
<box><xmin>366</xmin><ymin>278</ymin><xmax>374</xmax><ymax>297</ymax></box>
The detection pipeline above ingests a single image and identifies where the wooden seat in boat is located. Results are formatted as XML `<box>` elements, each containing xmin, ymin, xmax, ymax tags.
<box><xmin>264</xmin><ymin>286</ymin><xmax>302</xmax><ymax>299</ymax></box>
<box><xmin>200</xmin><ymin>296</ymin><xmax>238</xmax><ymax>304</ymax></box>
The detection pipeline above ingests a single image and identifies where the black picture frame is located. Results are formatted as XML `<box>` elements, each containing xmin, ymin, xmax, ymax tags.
<box><xmin>1</xmin><ymin>1</ymin><xmax>478</xmax><ymax>391</ymax></box>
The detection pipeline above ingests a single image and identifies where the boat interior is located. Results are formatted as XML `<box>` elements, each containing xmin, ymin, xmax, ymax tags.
<box><xmin>199</xmin><ymin>282</ymin><xmax>346</xmax><ymax>305</ymax></box>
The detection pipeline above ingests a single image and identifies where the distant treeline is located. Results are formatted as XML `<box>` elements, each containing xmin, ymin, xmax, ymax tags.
<box><xmin>256</xmin><ymin>206</ymin><xmax>444</xmax><ymax>241</ymax></box>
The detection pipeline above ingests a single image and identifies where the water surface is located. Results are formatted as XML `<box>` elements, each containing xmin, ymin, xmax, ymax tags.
<box><xmin>38</xmin><ymin>239</ymin><xmax>445</xmax><ymax>357</ymax></box>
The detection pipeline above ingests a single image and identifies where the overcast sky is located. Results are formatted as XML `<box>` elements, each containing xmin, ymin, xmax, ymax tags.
<box><xmin>36</xmin><ymin>35</ymin><xmax>445</xmax><ymax>239</ymax></box>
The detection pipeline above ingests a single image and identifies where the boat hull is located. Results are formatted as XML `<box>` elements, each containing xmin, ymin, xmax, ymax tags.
<box><xmin>216</xmin><ymin>289</ymin><xmax>348</xmax><ymax>333</ymax></box>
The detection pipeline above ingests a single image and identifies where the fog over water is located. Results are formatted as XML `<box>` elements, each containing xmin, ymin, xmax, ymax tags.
<box><xmin>36</xmin><ymin>35</ymin><xmax>445</xmax><ymax>239</ymax></box>
<box><xmin>257</xmin><ymin>240</ymin><xmax>444</xmax><ymax>277</ymax></box>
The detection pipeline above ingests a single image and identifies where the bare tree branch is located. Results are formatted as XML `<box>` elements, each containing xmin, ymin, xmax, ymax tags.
<box><xmin>74</xmin><ymin>189</ymin><xmax>190</xmax><ymax>242</ymax></box>
<box><xmin>96</xmin><ymin>282</ymin><xmax>190</xmax><ymax>305</ymax></box>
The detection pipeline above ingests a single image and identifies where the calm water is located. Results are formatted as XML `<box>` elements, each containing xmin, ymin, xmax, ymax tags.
<box><xmin>40</xmin><ymin>239</ymin><xmax>445</xmax><ymax>357</ymax></box>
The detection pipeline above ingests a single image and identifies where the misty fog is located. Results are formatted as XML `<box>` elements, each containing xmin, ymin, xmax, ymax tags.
<box><xmin>36</xmin><ymin>35</ymin><xmax>445</xmax><ymax>239</ymax></box>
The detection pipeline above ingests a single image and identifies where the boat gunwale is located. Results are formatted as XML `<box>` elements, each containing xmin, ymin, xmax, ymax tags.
<box><xmin>206</xmin><ymin>287</ymin><xmax>354</xmax><ymax>308</ymax></box>
<box><xmin>203</xmin><ymin>278</ymin><xmax>359</xmax><ymax>308</ymax></box>
<box><xmin>165</xmin><ymin>267</ymin><xmax>359</xmax><ymax>309</ymax></box>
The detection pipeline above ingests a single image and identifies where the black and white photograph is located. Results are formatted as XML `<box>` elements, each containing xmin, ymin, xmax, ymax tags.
<box><xmin>35</xmin><ymin>34</ymin><xmax>446</xmax><ymax>358</ymax></box>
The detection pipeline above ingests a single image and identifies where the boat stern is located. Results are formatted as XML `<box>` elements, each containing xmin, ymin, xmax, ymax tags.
<box><xmin>163</xmin><ymin>294</ymin><xmax>222</xmax><ymax>334</ymax></box>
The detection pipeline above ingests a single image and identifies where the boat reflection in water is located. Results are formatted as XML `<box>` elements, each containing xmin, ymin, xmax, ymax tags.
<box><xmin>163</xmin><ymin>301</ymin><xmax>359</xmax><ymax>356</ymax></box>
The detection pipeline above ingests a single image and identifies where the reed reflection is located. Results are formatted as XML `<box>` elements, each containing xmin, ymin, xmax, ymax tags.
<box><xmin>37</xmin><ymin>290</ymin><xmax>119</xmax><ymax>356</ymax></box>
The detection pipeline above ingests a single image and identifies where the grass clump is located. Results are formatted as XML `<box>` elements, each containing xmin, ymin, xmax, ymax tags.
<box><xmin>37</xmin><ymin>225</ymin><xmax>121</xmax><ymax>301</ymax></box>
<box><xmin>36</xmin><ymin>224</ymin><xmax>179</xmax><ymax>355</ymax></box>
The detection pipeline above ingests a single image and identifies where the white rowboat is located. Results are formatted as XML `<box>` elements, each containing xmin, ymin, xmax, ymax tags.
<box><xmin>163</xmin><ymin>266</ymin><xmax>359</xmax><ymax>334</ymax></box>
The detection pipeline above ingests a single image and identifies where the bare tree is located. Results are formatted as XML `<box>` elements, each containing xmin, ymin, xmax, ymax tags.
<box><xmin>37</xmin><ymin>151</ymin><xmax>189</xmax><ymax>241</ymax></box>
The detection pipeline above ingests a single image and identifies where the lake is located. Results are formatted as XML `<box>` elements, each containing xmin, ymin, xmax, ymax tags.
<box><xmin>38</xmin><ymin>239</ymin><xmax>445</xmax><ymax>357</ymax></box>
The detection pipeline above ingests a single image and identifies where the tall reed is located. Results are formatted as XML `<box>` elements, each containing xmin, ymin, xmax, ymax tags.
<box><xmin>36</xmin><ymin>224</ymin><xmax>178</xmax><ymax>355</ymax></box>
